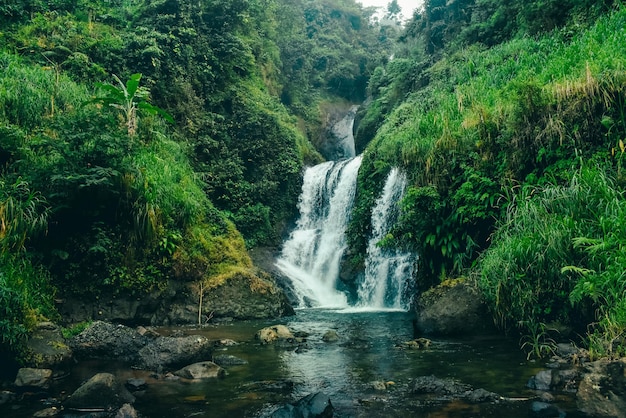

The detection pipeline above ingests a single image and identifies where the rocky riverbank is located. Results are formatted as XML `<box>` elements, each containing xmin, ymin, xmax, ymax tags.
<box><xmin>2</xmin><ymin>317</ymin><xmax>626</xmax><ymax>418</ymax></box>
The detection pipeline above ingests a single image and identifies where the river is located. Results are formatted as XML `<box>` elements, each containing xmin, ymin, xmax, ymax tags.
<box><xmin>14</xmin><ymin>309</ymin><xmax>578</xmax><ymax>418</ymax></box>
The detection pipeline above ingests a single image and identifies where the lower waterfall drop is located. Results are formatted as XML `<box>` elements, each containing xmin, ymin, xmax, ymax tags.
<box><xmin>275</xmin><ymin>156</ymin><xmax>363</xmax><ymax>308</ymax></box>
<box><xmin>357</xmin><ymin>168</ymin><xmax>414</xmax><ymax>310</ymax></box>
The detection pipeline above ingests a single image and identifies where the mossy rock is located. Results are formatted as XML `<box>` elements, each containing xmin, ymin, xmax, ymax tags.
<box><xmin>414</xmin><ymin>278</ymin><xmax>495</xmax><ymax>337</ymax></box>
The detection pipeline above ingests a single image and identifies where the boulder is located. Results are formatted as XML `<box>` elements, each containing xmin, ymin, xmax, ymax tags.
<box><xmin>70</xmin><ymin>321</ymin><xmax>149</xmax><ymax>363</ymax></box>
<box><xmin>322</xmin><ymin>331</ymin><xmax>339</xmax><ymax>343</ymax></box>
<box><xmin>125</xmin><ymin>379</ymin><xmax>147</xmax><ymax>392</ymax></box>
<box><xmin>0</xmin><ymin>390</ymin><xmax>16</xmax><ymax>405</ymax></box>
<box><xmin>174</xmin><ymin>361</ymin><xmax>225</xmax><ymax>379</ymax></box>
<box><xmin>115</xmin><ymin>403</ymin><xmax>138</xmax><ymax>418</ymax></box>
<box><xmin>414</xmin><ymin>279</ymin><xmax>495</xmax><ymax>336</ymax></box>
<box><xmin>14</xmin><ymin>368</ymin><xmax>53</xmax><ymax>389</ymax></box>
<box><xmin>270</xmin><ymin>392</ymin><xmax>334</xmax><ymax>418</ymax></box>
<box><xmin>577</xmin><ymin>359</ymin><xmax>626</xmax><ymax>417</ymax></box>
<box><xmin>398</xmin><ymin>338</ymin><xmax>431</xmax><ymax>350</ymax></box>
<box><xmin>527</xmin><ymin>370</ymin><xmax>553</xmax><ymax>391</ymax></box>
<box><xmin>256</xmin><ymin>325</ymin><xmax>295</xmax><ymax>344</ymax></box>
<box><xmin>23</xmin><ymin>322</ymin><xmax>72</xmax><ymax>368</ymax></box>
<box><xmin>64</xmin><ymin>373</ymin><xmax>134</xmax><ymax>412</ymax></box>
<box><xmin>138</xmin><ymin>335</ymin><xmax>213</xmax><ymax>370</ymax></box>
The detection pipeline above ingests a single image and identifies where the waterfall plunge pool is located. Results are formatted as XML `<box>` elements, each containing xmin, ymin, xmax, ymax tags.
<box><xmin>8</xmin><ymin>309</ymin><xmax>586</xmax><ymax>418</ymax></box>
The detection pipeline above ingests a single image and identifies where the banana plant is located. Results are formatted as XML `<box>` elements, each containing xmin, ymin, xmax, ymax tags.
<box><xmin>89</xmin><ymin>73</ymin><xmax>173</xmax><ymax>136</ymax></box>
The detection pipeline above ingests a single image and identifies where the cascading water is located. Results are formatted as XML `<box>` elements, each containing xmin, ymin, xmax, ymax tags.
<box><xmin>275</xmin><ymin>156</ymin><xmax>362</xmax><ymax>308</ymax></box>
<box><xmin>276</xmin><ymin>108</ymin><xmax>414</xmax><ymax>310</ymax></box>
<box><xmin>357</xmin><ymin>168</ymin><xmax>414</xmax><ymax>310</ymax></box>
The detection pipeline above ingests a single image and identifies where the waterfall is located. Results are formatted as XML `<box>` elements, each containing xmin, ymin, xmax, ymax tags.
<box><xmin>330</xmin><ymin>105</ymin><xmax>358</xmax><ymax>159</ymax></box>
<box><xmin>275</xmin><ymin>156</ymin><xmax>363</xmax><ymax>308</ymax></box>
<box><xmin>357</xmin><ymin>168</ymin><xmax>414</xmax><ymax>310</ymax></box>
<box><xmin>275</xmin><ymin>107</ymin><xmax>414</xmax><ymax>311</ymax></box>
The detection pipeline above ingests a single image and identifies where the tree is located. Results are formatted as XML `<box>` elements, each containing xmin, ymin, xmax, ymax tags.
<box><xmin>385</xmin><ymin>0</ymin><xmax>402</xmax><ymax>21</ymax></box>
<box><xmin>88</xmin><ymin>73</ymin><xmax>173</xmax><ymax>136</ymax></box>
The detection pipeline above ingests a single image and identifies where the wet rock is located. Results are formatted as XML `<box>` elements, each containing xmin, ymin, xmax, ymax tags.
<box><xmin>530</xmin><ymin>401</ymin><xmax>562</xmax><ymax>417</ymax></box>
<box><xmin>411</xmin><ymin>375</ymin><xmax>472</xmax><ymax>396</ymax></box>
<box><xmin>370</xmin><ymin>381</ymin><xmax>387</xmax><ymax>391</ymax></box>
<box><xmin>528</xmin><ymin>370</ymin><xmax>553</xmax><ymax>391</ymax></box>
<box><xmin>398</xmin><ymin>338</ymin><xmax>431</xmax><ymax>350</ymax></box>
<box><xmin>0</xmin><ymin>390</ymin><xmax>16</xmax><ymax>405</ymax></box>
<box><xmin>138</xmin><ymin>335</ymin><xmax>213</xmax><ymax>370</ymax></box>
<box><xmin>243</xmin><ymin>380</ymin><xmax>295</xmax><ymax>393</ymax></box>
<box><xmin>174</xmin><ymin>361</ymin><xmax>225</xmax><ymax>379</ymax></box>
<box><xmin>215</xmin><ymin>339</ymin><xmax>238</xmax><ymax>347</ymax></box>
<box><xmin>213</xmin><ymin>354</ymin><xmax>248</xmax><ymax>366</ymax></box>
<box><xmin>115</xmin><ymin>403</ymin><xmax>138</xmax><ymax>418</ymax></box>
<box><xmin>414</xmin><ymin>279</ymin><xmax>495</xmax><ymax>336</ymax></box>
<box><xmin>33</xmin><ymin>407</ymin><xmax>60</xmax><ymax>417</ymax></box>
<box><xmin>125</xmin><ymin>379</ymin><xmax>147</xmax><ymax>392</ymax></box>
<box><xmin>136</xmin><ymin>326</ymin><xmax>160</xmax><ymax>339</ymax></box>
<box><xmin>64</xmin><ymin>373</ymin><xmax>135</xmax><ymax>412</ymax></box>
<box><xmin>322</xmin><ymin>330</ymin><xmax>339</xmax><ymax>343</ymax></box>
<box><xmin>270</xmin><ymin>392</ymin><xmax>334</xmax><ymax>418</ymax></box>
<box><xmin>14</xmin><ymin>368</ymin><xmax>52</xmax><ymax>389</ymax></box>
<box><xmin>167</xmin><ymin>271</ymin><xmax>295</xmax><ymax>323</ymax></box>
<box><xmin>23</xmin><ymin>322</ymin><xmax>72</xmax><ymax>368</ymax></box>
<box><xmin>256</xmin><ymin>325</ymin><xmax>294</xmax><ymax>344</ymax></box>
<box><xmin>465</xmin><ymin>388</ymin><xmax>500</xmax><ymax>403</ymax></box>
<box><xmin>70</xmin><ymin>321</ymin><xmax>149</xmax><ymax>363</ymax></box>
<box><xmin>411</xmin><ymin>375</ymin><xmax>499</xmax><ymax>403</ymax></box>
<box><xmin>528</xmin><ymin>368</ymin><xmax>580</xmax><ymax>392</ymax></box>
<box><xmin>576</xmin><ymin>359</ymin><xmax>626</xmax><ymax>417</ymax></box>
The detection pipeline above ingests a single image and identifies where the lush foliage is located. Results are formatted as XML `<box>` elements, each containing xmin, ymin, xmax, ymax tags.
<box><xmin>351</xmin><ymin>3</ymin><xmax>626</xmax><ymax>355</ymax></box>
<box><xmin>0</xmin><ymin>0</ymin><xmax>389</xmax><ymax>354</ymax></box>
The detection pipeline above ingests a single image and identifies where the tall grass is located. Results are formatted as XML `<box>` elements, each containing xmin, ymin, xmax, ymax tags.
<box><xmin>479</xmin><ymin>166</ymin><xmax>626</xmax><ymax>357</ymax></box>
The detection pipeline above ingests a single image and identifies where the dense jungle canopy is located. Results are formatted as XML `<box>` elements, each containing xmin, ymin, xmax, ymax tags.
<box><xmin>1</xmin><ymin>0</ymin><xmax>626</xmax><ymax>361</ymax></box>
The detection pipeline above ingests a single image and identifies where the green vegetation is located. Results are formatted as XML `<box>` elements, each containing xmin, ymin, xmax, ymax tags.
<box><xmin>0</xmin><ymin>0</ymin><xmax>388</xmax><ymax>356</ymax></box>
<box><xmin>351</xmin><ymin>0</ymin><xmax>626</xmax><ymax>357</ymax></box>
<box><xmin>1</xmin><ymin>0</ymin><xmax>624</xmax><ymax>362</ymax></box>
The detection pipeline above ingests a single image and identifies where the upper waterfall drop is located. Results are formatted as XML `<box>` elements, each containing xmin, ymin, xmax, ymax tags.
<box><xmin>357</xmin><ymin>168</ymin><xmax>415</xmax><ymax>310</ymax></box>
<box><xmin>275</xmin><ymin>156</ymin><xmax>363</xmax><ymax>308</ymax></box>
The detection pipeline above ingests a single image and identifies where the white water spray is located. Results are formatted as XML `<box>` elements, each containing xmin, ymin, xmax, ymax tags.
<box><xmin>357</xmin><ymin>168</ymin><xmax>414</xmax><ymax>310</ymax></box>
<box><xmin>275</xmin><ymin>156</ymin><xmax>363</xmax><ymax>308</ymax></box>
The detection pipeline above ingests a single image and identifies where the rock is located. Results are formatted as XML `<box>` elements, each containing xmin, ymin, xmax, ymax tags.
<box><xmin>0</xmin><ymin>390</ymin><xmax>16</xmax><ymax>405</ymax></box>
<box><xmin>530</xmin><ymin>401</ymin><xmax>561</xmax><ymax>417</ymax></box>
<box><xmin>70</xmin><ymin>321</ymin><xmax>149</xmax><ymax>363</ymax></box>
<box><xmin>411</xmin><ymin>375</ymin><xmax>472</xmax><ymax>396</ymax></box>
<box><xmin>399</xmin><ymin>338</ymin><xmax>431</xmax><ymax>350</ymax></box>
<box><xmin>23</xmin><ymin>322</ymin><xmax>72</xmax><ymax>368</ymax></box>
<box><xmin>136</xmin><ymin>326</ymin><xmax>160</xmax><ymax>338</ymax></box>
<box><xmin>243</xmin><ymin>380</ymin><xmax>295</xmax><ymax>393</ymax></box>
<box><xmin>414</xmin><ymin>279</ymin><xmax>495</xmax><ymax>336</ymax></box>
<box><xmin>213</xmin><ymin>354</ymin><xmax>248</xmax><ymax>366</ymax></box>
<box><xmin>256</xmin><ymin>325</ymin><xmax>294</xmax><ymax>344</ymax></box>
<box><xmin>64</xmin><ymin>373</ymin><xmax>135</xmax><ymax>411</ymax></box>
<box><xmin>577</xmin><ymin>359</ymin><xmax>626</xmax><ymax>417</ymax></box>
<box><xmin>215</xmin><ymin>339</ymin><xmax>238</xmax><ymax>347</ymax></box>
<box><xmin>270</xmin><ymin>392</ymin><xmax>334</xmax><ymax>418</ymax></box>
<box><xmin>14</xmin><ymin>368</ymin><xmax>53</xmax><ymax>389</ymax></box>
<box><xmin>371</xmin><ymin>381</ymin><xmax>387</xmax><ymax>391</ymax></box>
<box><xmin>527</xmin><ymin>370</ymin><xmax>553</xmax><ymax>391</ymax></box>
<box><xmin>138</xmin><ymin>335</ymin><xmax>213</xmax><ymax>370</ymax></box>
<box><xmin>322</xmin><ymin>331</ymin><xmax>339</xmax><ymax>343</ymax></box>
<box><xmin>166</xmin><ymin>270</ymin><xmax>295</xmax><ymax>323</ymax></box>
<box><xmin>465</xmin><ymin>388</ymin><xmax>500</xmax><ymax>403</ymax></box>
<box><xmin>115</xmin><ymin>403</ymin><xmax>138</xmax><ymax>418</ymax></box>
<box><xmin>125</xmin><ymin>379</ymin><xmax>147</xmax><ymax>392</ymax></box>
<box><xmin>411</xmin><ymin>375</ymin><xmax>499</xmax><ymax>403</ymax></box>
<box><xmin>174</xmin><ymin>361</ymin><xmax>225</xmax><ymax>379</ymax></box>
<box><xmin>33</xmin><ymin>407</ymin><xmax>60</xmax><ymax>417</ymax></box>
